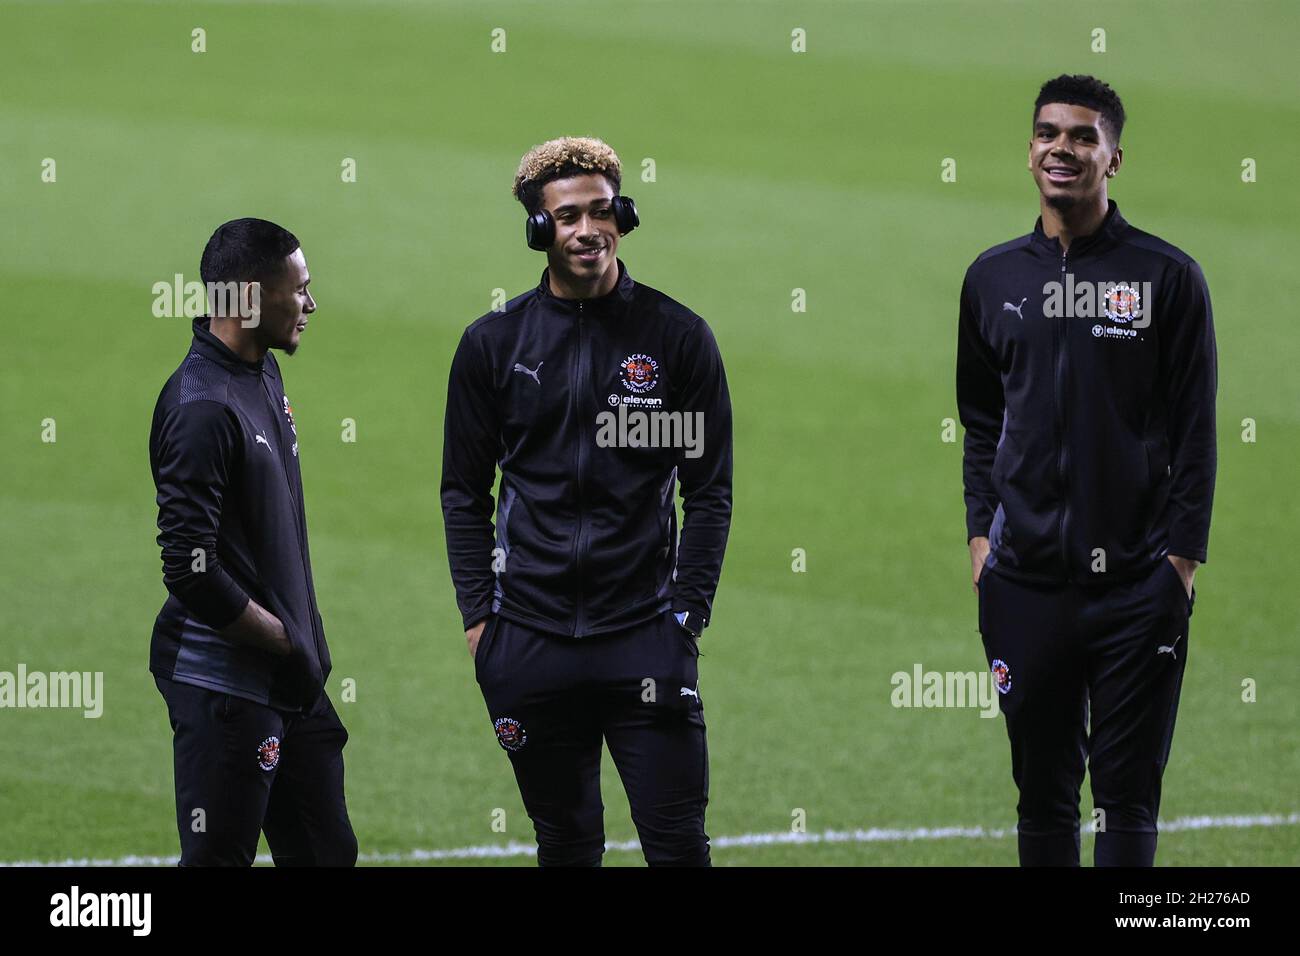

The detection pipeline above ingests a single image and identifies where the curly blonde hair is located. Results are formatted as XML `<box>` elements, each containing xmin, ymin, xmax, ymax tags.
<box><xmin>513</xmin><ymin>136</ymin><xmax>622</xmax><ymax>214</ymax></box>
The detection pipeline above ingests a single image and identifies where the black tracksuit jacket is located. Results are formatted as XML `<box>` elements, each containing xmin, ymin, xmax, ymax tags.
<box><xmin>957</xmin><ymin>201</ymin><xmax>1217</xmax><ymax>586</ymax></box>
<box><xmin>149</xmin><ymin>318</ymin><xmax>330</xmax><ymax>710</ymax></box>
<box><xmin>441</xmin><ymin>259</ymin><xmax>733</xmax><ymax>637</ymax></box>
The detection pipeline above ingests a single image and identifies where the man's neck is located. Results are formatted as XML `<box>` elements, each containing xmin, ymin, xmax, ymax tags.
<box><xmin>547</xmin><ymin>262</ymin><xmax>619</xmax><ymax>301</ymax></box>
<box><xmin>1039</xmin><ymin>192</ymin><xmax>1110</xmax><ymax>252</ymax></box>
<box><xmin>209</xmin><ymin>317</ymin><xmax>267</xmax><ymax>363</ymax></box>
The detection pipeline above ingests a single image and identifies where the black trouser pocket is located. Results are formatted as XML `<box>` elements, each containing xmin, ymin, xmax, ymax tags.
<box><xmin>474</xmin><ymin>614</ymin><xmax>500</xmax><ymax>681</ymax></box>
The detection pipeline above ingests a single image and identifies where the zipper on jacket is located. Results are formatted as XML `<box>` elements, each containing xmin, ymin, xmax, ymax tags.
<box><xmin>1054</xmin><ymin>250</ymin><xmax>1072</xmax><ymax>581</ymax></box>
<box><xmin>570</xmin><ymin>302</ymin><xmax>588</xmax><ymax>636</ymax></box>
<box><xmin>261</xmin><ymin>374</ymin><xmax>326</xmax><ymax>664</ymax></box>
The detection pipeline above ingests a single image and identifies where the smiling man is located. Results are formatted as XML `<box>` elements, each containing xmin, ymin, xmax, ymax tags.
<box><xmin>149</xmin><ymin>218</ymin><xmax>356</xmax><ymax>866</ymax></box>
<box><xmin>441</xmin><ymin>137</ymin><xmax>733</xmax><ymax>866</ymax></box>
<box><xmin>957</xmin><ymin>77</ymin><xmax>1218</xmax><ymax>866</ymax></box>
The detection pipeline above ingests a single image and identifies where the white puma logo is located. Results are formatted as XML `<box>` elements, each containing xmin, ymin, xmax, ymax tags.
<box><xmin>254</xmin><ymin>431</ymin><xmax>271</xmax><ymax>450</ymax></box>
<box><xmin>679</xmin><ymin>687</ymin><xmax>698</xmax><ymax>699</ymax></box>
<box><xmin>1002</xmin><ymin>297</ymin><xmax>1027</xmax><ymax>320</ymax></box>
<box><xmin>513</xmin><ymin>361</ymin><xmax>543</xmax><ymax>385</ymax></box>
<box><xmin>1157</xmin><ymin>634</ymin><xmax>1183</xmax><ymax>660</ymax></box>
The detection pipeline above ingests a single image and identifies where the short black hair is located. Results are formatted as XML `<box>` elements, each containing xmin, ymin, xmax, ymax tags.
<box><xmin>199</xmin><ymin>218</ymin><xmax>300</xmax><ymax>287</ymax></box>
<box><xmin>1033</xmin><ymin>74</ymin><xmax>1126</xmax><ymax>144</ymax></box>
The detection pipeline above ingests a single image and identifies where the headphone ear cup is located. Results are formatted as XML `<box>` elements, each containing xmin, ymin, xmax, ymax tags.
<box><xmin>612</xmin><ymin>195</ymin><xmax>639</xmax><ymax>236</ymax></box>
<box><xmin>526</xmin><ymin>211</ymin><xmax>555</xmax><ymax>251</ymax></box>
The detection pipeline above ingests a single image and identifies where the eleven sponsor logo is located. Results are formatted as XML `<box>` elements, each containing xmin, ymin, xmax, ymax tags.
<box><xmin>1092</xmin><ymin>323</ymin><xmax>1138</xmax><ymax>339</ymax></box>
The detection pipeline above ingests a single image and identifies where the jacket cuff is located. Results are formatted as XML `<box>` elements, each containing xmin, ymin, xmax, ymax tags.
<box><xmin>1166</xmin><ymin>544</ymin><xmax>1208</xmax><ymax>564</ymax></box>
<box><xmin>672</xmin><ymin>603</ymin><xmax>710</xmax><ymax>630</ymax></box>
<box><xmin>177</xmin><ymin>576</ymin><xmax>249</xmax><ymax>631</ymax></box>
<box><xmin>461</xmin><ymin>605</ymin><xmax>493</xmax><ymax>632</ymax></box>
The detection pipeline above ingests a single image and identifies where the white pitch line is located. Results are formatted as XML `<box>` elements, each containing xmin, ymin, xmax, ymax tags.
<box><xmin>3</xmin><ymin>812</ymin><xmax>1296</xmax><ymax>867</ymax></box>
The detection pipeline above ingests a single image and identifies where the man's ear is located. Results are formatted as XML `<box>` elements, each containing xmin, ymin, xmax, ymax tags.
<box><xmin>1109</xmin><ymin>145</ymin><xmax>1123</xmax><ymax>177</ymax></box>
<box><xmin>241</xmin><ymin>280</ymin><xmax>262</xmax><ymax>329</ymax></box>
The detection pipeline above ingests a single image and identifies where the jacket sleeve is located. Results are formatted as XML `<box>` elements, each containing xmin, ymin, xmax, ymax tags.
<box><xmin>440</xmin><ymin>327</ymin><xmax>500</xmax><ymax>631</ymax></box>
<box><xmin>153</xmin><ymin>400</ymin><xmax>251</xmax><ymax>628</ymax></box>
<box><xmin>673</xmin><ymin>316</ymin><xmax>733</xmax><ymax>628</ymax></box>
<box><xmin>1162</xmin><ymin>259</ymin><xmax>1218</xmax><ymax>563</ymax></box>
<box><xmin>956</xmin><ymin>270</ymin><xmax>1005</xmax><ymax>542</ymax></box>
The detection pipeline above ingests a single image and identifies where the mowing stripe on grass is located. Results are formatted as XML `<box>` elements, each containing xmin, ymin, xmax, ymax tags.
<box><xmin>3</xmin><ymin>812</ymin><xmax>1297</xmax><ymax>866</ymax></box>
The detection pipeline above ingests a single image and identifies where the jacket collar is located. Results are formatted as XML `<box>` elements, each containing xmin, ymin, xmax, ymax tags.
<box><xmin>1031</xmin><ymin>199</ymin><xmax>1127</xmax><ymax>256</ymax></box>
<box><xmin>536</xmin><ymin>258</ymin><xmax>636</xmax><ymax>315</ymax></box>
<box><xmin>191</xmin><ymin>316</ymin><xmax>265</xmax><ymax>373</ymax></box>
